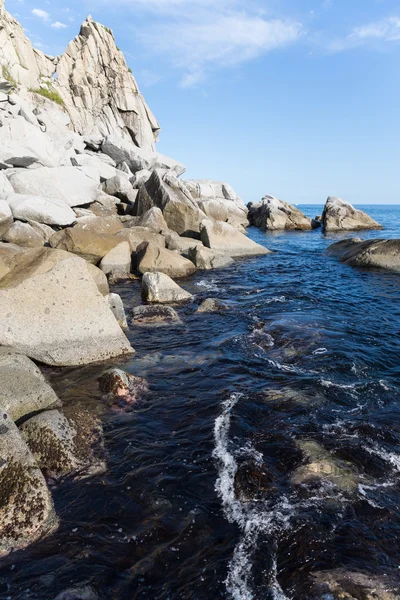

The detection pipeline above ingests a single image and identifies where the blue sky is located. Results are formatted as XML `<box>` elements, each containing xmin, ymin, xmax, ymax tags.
<box><xmin>6</xmin><ymin>0</ymin><xmax>400</xmax><ymax>204</ymax></box>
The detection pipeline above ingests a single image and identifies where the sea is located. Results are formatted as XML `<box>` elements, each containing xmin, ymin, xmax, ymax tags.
<box><xmin>1</xmin><ymin>204</ymin><xmax>399</xmax><ymax>599</ymax></box>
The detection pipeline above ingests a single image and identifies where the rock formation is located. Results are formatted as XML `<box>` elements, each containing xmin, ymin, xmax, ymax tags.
<box><xmin>327</xmin><ymin>238</ymin><xmax>400</xmax><ymax>272</ymax></box>
<box><xmin>248</xmin><ymin>195</ymin><xmax>314</xmax><ymax>230</ymax></box>
<box><xmin>322</xmin><ymin>196</ymin><xmax>383</xmax><ymax>231</ymax></box>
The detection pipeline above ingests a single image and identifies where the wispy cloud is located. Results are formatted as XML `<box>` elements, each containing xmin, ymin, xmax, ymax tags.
<box><xmin>31</xmin><ymin>8</ymin><xmax>50</xmax><ymax>21</ymax></box>
<box><xmin>51</xmin><ymin>21</ymin><xmax>67</xmax><ymax>29</ymax></box>
<box><xmin>329</xmin><ymin>15</ymin><xmax>400</xmax><ymax>51</ymax></box>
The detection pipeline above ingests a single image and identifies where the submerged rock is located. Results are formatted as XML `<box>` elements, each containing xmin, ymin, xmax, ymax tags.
<box><xmin>196</xmin><ymin>298</ymin><xmax>228</xmax><ymax>313</ymax></box>
<box><xmin>327</xmin><ymin>238</ymin><xmax>400</xmax><ymax>272</ymax></box>
<box><xmin>141</xmin><ymin>271</ymin><xmax>192</xmax><ymax>304</ymax></box>
<box><xmin>99</xmin><ymin>368</ymin><xmax>148</xmax><ymax>411</ymax></box>
<box><xmin>321</xmin><ymin>197</ymin><xmax>383</xmax><ymax>231</ymax></box>
<box><xmin>291</xmin><ymin>440</ymin><xmax>363</xmax><ymax>492</ymax></box>
<box><xmin>309</xmin><ymin>569</ymin><xmax>400</xmax><ymax>600</ymax></box>
<box><xmin>247</xmin><ymin>195</ymin><xmax>314</xmax><ymax>230</ymax></box>
<box><xmin>0</xmin><ymin>414</ymin><xmax>58</xmax><ymax>557</ymax></box>
<box><xmin>54</xmin><ymin>584</ymin><xmax>99</xmax><ymax>600</ymax></box>
<box><xmin>132</xmin><ymin>304</ymin><xmax>182</xmax><ymax>327</ymax></box>
<box><xmin>234</xmin><ymin>460</ymin><xmax>278</xmax><ymax>502</ymax></box>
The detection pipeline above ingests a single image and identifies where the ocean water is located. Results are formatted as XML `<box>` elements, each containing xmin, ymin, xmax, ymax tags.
<box><xmin>1</xmin><ymin>205</ymin><xmax>400</xmax><ymax>599</ymax></box>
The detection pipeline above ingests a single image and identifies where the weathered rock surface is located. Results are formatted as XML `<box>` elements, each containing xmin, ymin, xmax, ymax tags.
<box><xmin>0</xmin><ymin>414</ymin><xmax>58</xmax><ymax>557</ymax></box>
<box><xmin>136</xmin><ymin>242</ymin><xmax>196</xmax><ymax>278</ymax></box>
<box><xmin>6</xmin><ymin>193</ymin><xmax>76</xmax><ymax>226</ymax></box>
<box><xmin>20</xmin><ymin>407</ymin><xmax>106</xmax><ymax>480</ymax></box>
<box><xmin>309</xmin><ymin>569</ymin><xmax>400</xmax><ymax>600</ymax></box>
<box><xmin>0</xmin><ymin>174</ymin><xmax>14</xmax><ymax>198</ymax></box>
<box><xmin>164</xmin><ymin>231</ymin><xmax>203</xmax><ymax>256</ymax></box>
<box><xmin>86</xmin><ymin>262</ymin><xmax>109</xmax><ymax>295</ymax></box>
<box><xmin>106</xmin><ymin>293</ymin><xmax>128</xmax><ymax>330</ymax></box>
<box><xmin>100</xmin><ymin>241</ymin><xmax>131</xmax><ymax>280</ymax></box>
<box><xmin>188</xmin><ymin>245</ymin><xmax>234</xmax><ymax>270</ymax></box>
<box><xmin>247</xmin><ymin>195</ymin><xmax>314</xmax><ymax>230</ymax></box>
<box><xmin>141</xmin><ymin>271</ymin><xmax>192</xmax><ymax>303</ymax></box>
<box><xmin>185</xmin><ymin>179</ymin><xmax>249</xmax><ymax>230</ymax></box>
<box><xmin>2</xmin><ymin>220</ymin><xmax>44</xmax><ymax>247</ymax></box>
<box><xmin>137</xmin><ymin>170</ymin><xmax>206</xmax><ymax>236</ymax></box>
<box><xmin>8</xmin><ymin>167</ymin><xmax>100</xmax><ymax>208</ymax></box>
<box><xmin>322</xmin><ymin>197</ymin><xmax>383</xmax><ymax>231</ymax></box>
<box><xmin>98</xmin><ymin>368</ymin><xmax>148</xmax><ymax>411</ymax></box>
<box><xmin>0</xmin><ymin>348</ymin><xmax>61</xmax><ymax>421</ymax></box>
<box><xmin>132</xmin><ymin>304</ymin><xmax>182</xmax><ymax>327</ymax></box>
<box><xmin>200</xmin><ymin>221</ymin><xmax>271</xmax><ymax>258</ymax></box>
<box><xmin>50</xmin><ymin>228</ymin><xmax>120</xmax><ymax>264</ymax></box>
<box><xmin>101</xmin><ymin>174</ymin><xmax>137</xmax><ymax>205</ymax></box>
<box><xmin>102</xmin><ymin>135</ymin><xmax>184</xmax><ymax>175</ymax></box>
<box><xmin>327</xmin><ymin>238</ymin><xmax>400</xmax><ymax>272</ymax></box>
<box><xmin>136</xmin><ymin>207</ymin><xmax>169</xmax><ymax>233</ymax></box>
<box><xmin>0</xmin><ymin>251</ymin><xmax>133</xmax><ymax>366</ymax></box>
<box><xmin>0</xmin><ymin>198</ymin><xmax>13</xmax><ymax>236</ymax></box>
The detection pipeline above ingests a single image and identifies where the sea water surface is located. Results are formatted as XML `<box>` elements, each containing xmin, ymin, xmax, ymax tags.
<box><xmin>1</xmin><ymin>205</ymin><xmax>400</xmax><ymax>599</ymax></box>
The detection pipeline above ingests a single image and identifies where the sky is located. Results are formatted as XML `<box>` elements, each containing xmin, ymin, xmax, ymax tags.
<box><xmin>6</xmin><ymin>0</ymin><xmax>400</xmax><ymax>204</ymax></box>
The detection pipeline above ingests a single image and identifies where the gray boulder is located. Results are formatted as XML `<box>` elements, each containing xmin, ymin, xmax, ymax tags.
<box><xmin>136</xmin><ymin>207</ymin><xmax>169</xmax><ymax>232</ymax></box>
<box><xmin>101</xmin><ymin>174</ymin><xmax>137</xmax><ymax>205</ymax></box>
<box><xmin>102</xmin><ymin>135</ymin><xmax>185</xmax><ymax>175</ymax></box>
<box><xmin>0</xmin><ymin>414</ymin><xmax>58</xmax><ymax>557</ymax></box>
<box><xmin>106</xmin><ymin>293</ymin><xmax>128</xmax><ymax>330</ymax></box>
<box><xmin>0</xmin><ymin>199</ymin><xmax>13</xmax><ymax>237</ymax></box>
<box><xmin>8</xmin><ymin>166</ymin><xmax>100</xmax><ymax>208</ymax></box>
<box><xmin>136</xmin><ymin>169</ymin><xmax>206</xmax><ymax>236</ymax></box>
<box><xmin>132</xmin><ymin>304</ymin><xmax>182</xmax><ymax>327</ymax></box>
<box><xmin>0</xmin><ymin>172</ymin><xmax>14</xmax><ymax>198</ymax></box>
<box><xmin>327</xmin><ymin>238</ymin><xmax>400</xmax><ymax>272</ymax></box>
<box><xmin>188</xmin><ymin>245</ymin><xmax>234</xmax><ymax>270</ymax></box>
<box><xmin>322</xmin><ymin>196</ymin><xmax>383</xmax><ymax>231</ymax></box>
<box><xmin>164</xmin><ymin>231</ymin><xmax>204</xmax><ymax>256</ymax></box>
<box><xmin>2</xmin><ymin>221</ymin><xmax>44</xmax><ymax>247</ymax></box>
<box><xmin>185</xmin><ymin>179</ymin><xmax>249</xmax><ymax>230</ymax></box>
<box><xmin>0</xmin><ymin>348</ymin><xmax>61</xmax><ymax>421</ymax></box>
<box><xmin>0</xmin><ymin>251</ymin><xmax>133</xmax><ymax>366</ymax></box>
<box><xmin>136</xmin><ymin>242</ymin><xmax>196</xmax><ymax>278</ymax></box>
<box><xmin>100</xmin><ymin>241</ymin><xmax>131</xmax><ymax>281</ymax></box>
<box><xmin>141</xmin><ymin>271</ymin><xmax>192</xmax><ymax>303</ymax></box>
<box><xmin>200</xmin><ymin>220</ymin><xmax>271</xmax><ymax>257</ymax></box>
<box><xmin>6</xmin><ymin>193</ymin><xmax>76</xmax><ymax>227</ymax></box>
<box><xmin>247</xmin><ymin>195</ymin><xmax>314</xmax><ymax>230</ymax></box>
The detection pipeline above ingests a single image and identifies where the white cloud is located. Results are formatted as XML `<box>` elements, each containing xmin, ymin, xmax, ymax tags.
<box><xmin>329</xmin><ymin>16</ymin><xmax>400</xmax><ymax>51</ymax></box>
<box><xmin>31</xmin><ymin>8</ymin><xmax>50</xmax><ymax>21</ymax></box>
<box><xmin>138</xmin><ymin>12</ymin><xmax>302</xmax><ymax>86</ymax></box>
<box><xmin>51</xmin><ymin>21</ymin><xmax>67</xmax><ymax>28</ymax></box>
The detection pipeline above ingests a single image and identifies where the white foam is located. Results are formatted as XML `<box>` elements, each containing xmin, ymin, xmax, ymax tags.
<box><xmin>195</xmin><ymin>279</ymin><xmax>224</xmax><ymax>292</ymax></box>
<box><xmin>313</xmin><ymin>348</ymin><xmax>328</xmax><ymax>355</ymax></box>
<box><xmin>320</xmin><ymin>379</ymin><xmax>358</xmax><ymax>390</ymax></box>
<box><xmin>364</xmin><ymin>444</ymin><xmax>400</xmax><ymax>472</ymax></box>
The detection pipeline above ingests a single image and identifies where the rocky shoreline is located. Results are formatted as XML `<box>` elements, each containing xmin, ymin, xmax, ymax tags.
<box><xmin>1</xmin><ymin>1</ymin><xmax>399</xmax><ymax>597</ymax></box>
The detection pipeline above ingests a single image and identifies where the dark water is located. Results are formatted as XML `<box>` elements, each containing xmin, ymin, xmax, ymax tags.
<box><xmin>1</xmin><ymin>205</ymin><xmax>400</xmax><ymax>599</ymax></box>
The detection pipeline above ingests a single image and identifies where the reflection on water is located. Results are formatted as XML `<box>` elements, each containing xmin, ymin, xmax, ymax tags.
<box><xmin>1</xmin><ymin>205</ymin><xmax>400</xmax><ymax>599</ymax></box>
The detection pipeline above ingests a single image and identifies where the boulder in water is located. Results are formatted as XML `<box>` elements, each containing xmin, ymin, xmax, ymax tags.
<box><xmin>188</xmin><ymin>245</ymin><xmax>234</xmax><ymax>270</ymax></box>
<box><xmin>141</xmin><ymin>271</ymin><xmax>192</xmax><ymax>303</ymax></box>
<box><xmin>309</xmin><ymin>569</ymin><xmax>400</xmax><ymax>600</ymax></box>
<box><xmin>327</xmin><ymin>238</ymin><xmax>400</xmax><ymax>272</ymax></box>
<box><xmin>196</xmin><ymin>298</ymin><xmax>228</xmax><ymax>313</ymax></box>
<box><xmin>200</xmin><ymin>220</ymin><xmax>271</xmax><ymax>258</ymax></box>
<box><xmin>99</xmin><ymin>368</ymin><xmax>148</xmax><ymax>411</ymax></box>
<box><xmin>132</xmin><ymin>304</ymin><xmax>182</xmax><ymax>327</ymax></box>
<box><xmin>247</xmin><ymin>195</ymin><xmax>314</xmax><ymax>230</ymax></box>
<box><xmin>321</xmin><ymin>197</ymin><xmax>383</xmax><ymax>231</ymax></box>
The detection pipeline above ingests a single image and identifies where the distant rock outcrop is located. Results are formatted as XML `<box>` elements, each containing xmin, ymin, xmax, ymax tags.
<box><xmin>247</xmin><ymin>195</ymin><xmax>314</xmax><ymax>231</ymax></box>
<box><xmin>322</xmin><ymin>196</ymin><xmax>382</xmax><ymax>231</ymax></box>
<box><xmin>0</xmin><ymin>3</ymin><xmax>159</xmax><ymax>147</ymax></box>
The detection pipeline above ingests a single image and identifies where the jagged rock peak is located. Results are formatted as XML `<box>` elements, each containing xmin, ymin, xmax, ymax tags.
<box><xmin>0</xmin><ymin>2</ymin><xmax>160</xmax><ymax>150</ymax></box>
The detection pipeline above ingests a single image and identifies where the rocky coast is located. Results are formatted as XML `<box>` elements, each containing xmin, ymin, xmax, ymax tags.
<box><xmin>1</xmin><ymin>1</ymin><xmax>399</xmax><ymax>598</ymax></box>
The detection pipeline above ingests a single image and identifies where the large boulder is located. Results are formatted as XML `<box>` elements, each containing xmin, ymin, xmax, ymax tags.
<box><xmin>0</xmin><ymin>414</ymin><xmax>58</xmax><ymax>557</ymax></box>
<box><xmin>188</xmin><ymin>245</ymin><xmax>234</xmax><ymax>270</ymax></box>
<box><xmin>0</xmin><ymin>250</ymin><xmax>133</xmax><ymax>366</ymax></box>
<box><xmin>141</xmin><ymin>271</ymin><xmax>192</xmax><ymax>303</ymax></box>
<box><xmin>0</xmin><ymin>348</ymin><xmax>61</xmax><ymax>421</ymax></box>
<box><xmin>327</xmin><ymin>238</ymin><xmax>400</xmax><ymax>272</ymax></box>
<box><xmin>136</xmin><ymin>242</ymin><xmax>196</xmax><ymax>278</ymax></box>
<box><xmin>8</xmin><ymin>167</ymin><xmax>100</xmax><ymax>208</ymax></box>
<box><xmin>322</xmin><ymin>197</ymin><xmax>383</xmax><ymax>231</ymax></box>
<box><xmin>200</xmin><ymin>220</ymin><xmax>271</xmax><ymax>258</ymax></box>
<box><xmin>164</xmin><ymin>231</ymin><xmax>204</xmax><ymax>256</ymax></box>
<box><xmin>136</xmin><ymin>207</ymin><xmax>169</xmax><ymax>232</ymax></box>
<box><xmin>2</xmin><ymin>221</ymin><xmax>44</xmax><ymax>247</ymax></box>
<box><xmin>100</xmin><ymin>241</ymin><xmax>131</xmax><ymax>280</ymax></box>
<box><xmin>101</xmin><ymin>174</ymin><xmax>137</xmax><ymax>205</ymax></box>
<box><xmin>5</xmin><ymin>193</ymin><xmax>76</xmax><ymax>227</ymax></box>
<box><xmin>247</xmin><ymin>195</ymin><xmax>314</xmax><ymax>230</ymax></box>
<box><xmin>136</xmin><ymin>170</ymin><xmax>206</xmax><ymax>236</ymax></box>
<box><xmin>20</xmin><ymin>407</ymin><xmax>106</xmax><ymax>480</ymax></box>
<box><xmin>116</xmin><ymin>226</ymin><xmax>166</xmax><ymax>252</ymax></box>
<box><xmin>185</xmin><ymin>179</ymin><xmax>249</xmax><ymax>230</ymax></box>
<box><xmin>102</xmin><ymin>135</ymin><xmax>185</xmax><ymax>175</ymax></box>
<box><xmin>0</xmin><ymin>173</ymin><xmax>14</xmax><ymax>198</ymax></box>
<box><xmin>50</xmin><ymin>228</ymin><xmax>120</xmax><ymax>264</ymax></box>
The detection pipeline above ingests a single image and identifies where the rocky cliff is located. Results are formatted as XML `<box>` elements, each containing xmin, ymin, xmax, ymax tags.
<box><xmin>0</xmin><ymin>1</ymin><xmax>159</xmax><ymax>148</ymax></box>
